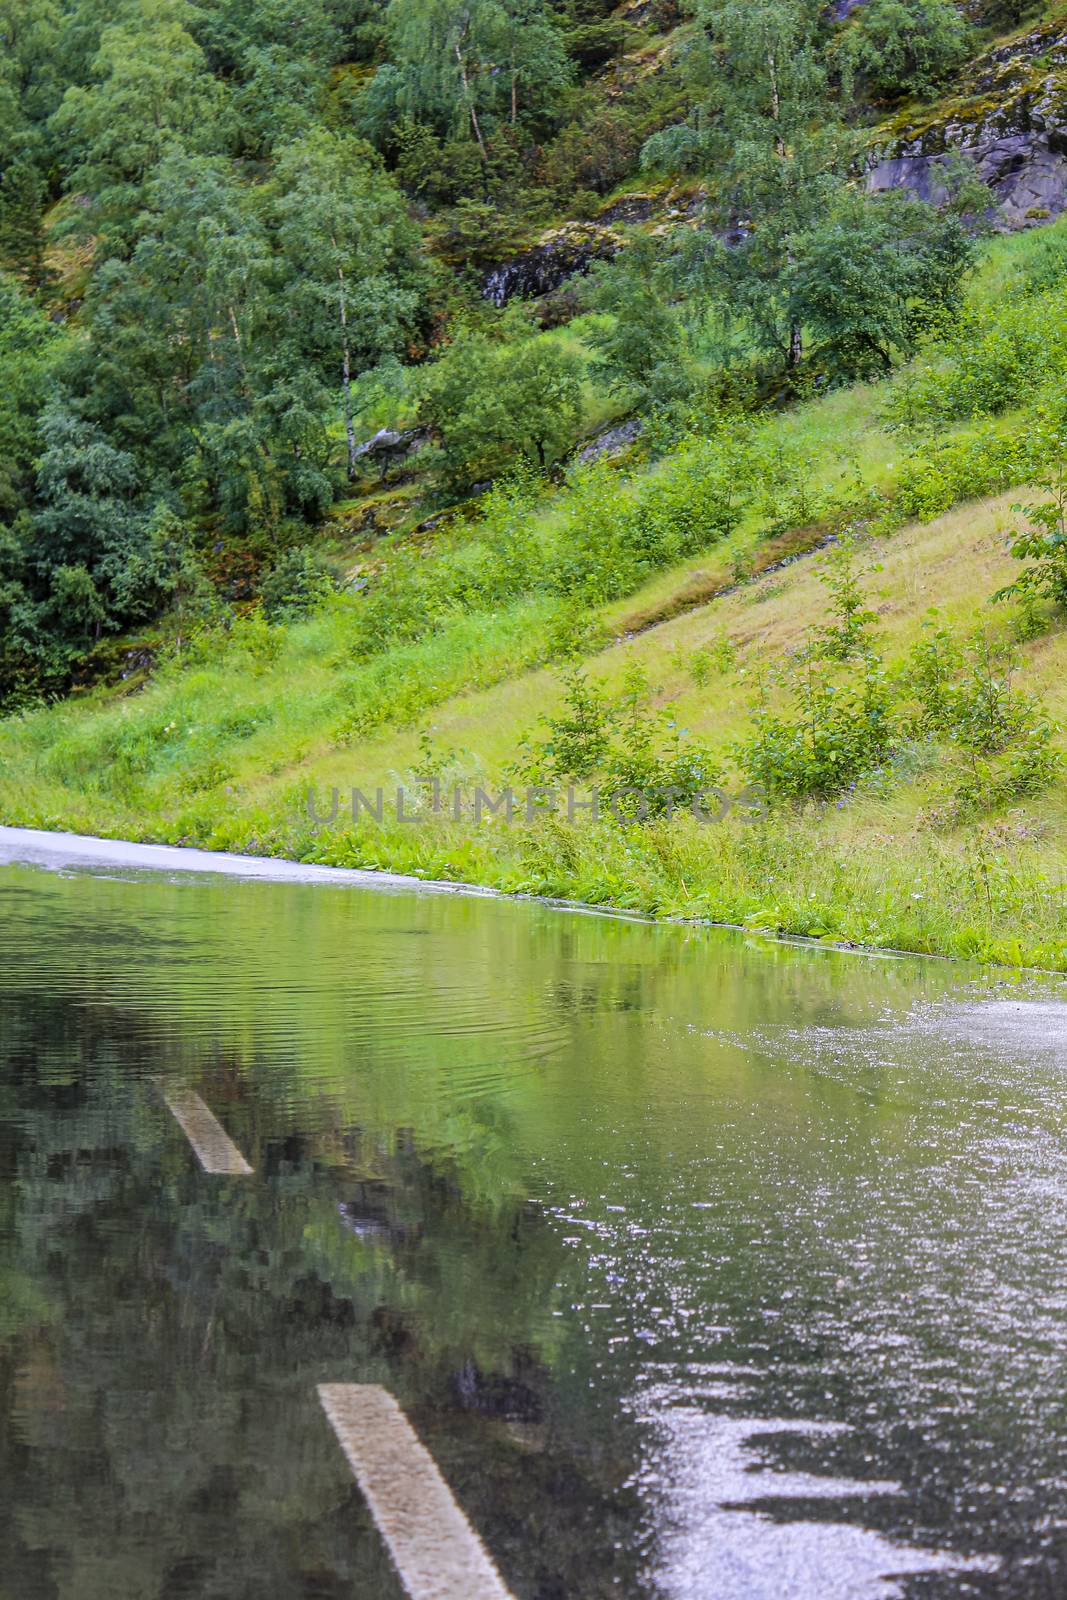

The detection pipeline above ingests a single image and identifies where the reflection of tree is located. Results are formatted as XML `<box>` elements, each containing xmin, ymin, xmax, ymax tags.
<box><xmin>0</xmin><ymin>998</ymin><xmax>648</xmax><ymax>1599</ymax></box>
<box><xmin>1</xmin><ymin>864</ymin><xmax>1015</xmax><ymax>1597</ymax></box>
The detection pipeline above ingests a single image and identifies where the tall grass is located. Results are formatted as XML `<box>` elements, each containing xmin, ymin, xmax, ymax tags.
<box><xmin>3</xmin><ymin>220</ymin><xmax>1067</xmax><ymax>970</ymax></box>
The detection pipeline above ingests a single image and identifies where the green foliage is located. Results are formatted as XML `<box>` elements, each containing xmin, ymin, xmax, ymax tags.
<box><xmin>995</xmin><ymin>443</ymin><xmax>1067</xmax><ymax>614</ymax></box>
<box><xmin>51</xmin><ymin>0</ymin><xmax>224</xmax><ymax>244</ymax></box>
<box><xmin>835</xmin><ymin>0</ymin><xmax>975</xmax><ymax>104</ymax></box>
<box><xmin>540</xmin><ymin>101</ymin><xmax>642</xmax><ymax>198</ymax></box>
<box><xmin>516</xmin><ymin>661</ymin><xmax>722</xmax><ymax>819</ymax></box>
<box><xmin>584</xmin><ymin>235</ymin><xmax>691</xmax><ymax>406</ymax></box>
<box><xmin>655</xmin><ymin>0</ymin><xmax>852</xmax><ymax>373</ymax></box>
<box><xmin>891</xmin><ymin>423</ymin><xmax>1038</xmax><ymax>524</ymax></box>
<box><xmin>811</xmin><ymin>538</ymin><xmax>881</xmax><ymax>662</ymax></box>
<box><xmin>740</xmin><ymin>651</ymin><xmax>898</xmax><ymax>803</ymax></box>
<box><xmin>0</xmin><ymin>273</ymin><xmax>57</xmax><ymax>520</ymax></box>
<box><xmin>738</xmin><ymin>541</ymin><xmax>896</xmax><ymax>801</ymax></box>
<box><xmin>882</xmin><ymin>293</ymin><xmax>1067</xmax><ymax>432</ymax></box>
<box><xmin>271</xmin><ymin>129</ymin><xmax>431</xmax><ymax>484</ymax></box>
<box><xmin>562</xmin><ymin>19</ymin><xmax>627</xmax><ymax>74</ymax></box>
<box><xmin>260</xmin><ymin>546</ymin><xmax>338</xmax><ymax>622</ymax></box>
<box><xmin>362</xmin><ymin>0</ymin><xmax>573</xmax><ymax>152</ymax></box>
<box><xmin>739</xmin><ymin>555</ymin><xmax>1061</xmax><ymax>816</ymax></box>
<box><xmin>419</xmin><ymin>313</ymin><xmax>584</xmax><ymax>489</ymax></box>
<box><xmin>787</xmin><ymin>189</ymin><xmax>976</xmax><ymax>381</ymax></box>
<box><xmin>903</xmin><ymin>624</ymin><xmax>1061</xmax><ymax>821</ymax></box>
<box><xmin>0</xmin><ymin>143</ymin><xmax>52</xmax><ymax>294</ymax></box>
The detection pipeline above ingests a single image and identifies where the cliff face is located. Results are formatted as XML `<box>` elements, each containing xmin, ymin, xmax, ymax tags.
<box><xmin>867</xmin><ymin>15</ymin><xmax>1067</xmax><ymax>227</ymax></box>
<box><xmin>482</xmin><ymin>223</ymin><xmax>621</xmax><ymax>306</ymax></box>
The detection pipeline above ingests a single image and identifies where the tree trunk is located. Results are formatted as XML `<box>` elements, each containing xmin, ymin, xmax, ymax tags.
<box><xmin>336</xmin><ymin>259</ymin><xmax>357</xmax><ymax>481</ymax></box>
<box><xmin>455</xmin><ymin>38</ymin><xmax>488</xmax><ymax>164</ymax></box>
<box><xmin>767</xmin><ymin>52</ymin><xmax>785</xmax><ymax>157</ymax></box>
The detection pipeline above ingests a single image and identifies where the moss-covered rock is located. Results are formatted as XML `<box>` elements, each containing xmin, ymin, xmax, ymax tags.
<box><xmin>482</xmin><ymin>222</ymin><xmax>621</xmax><ymax>306</ymax></box>
<box><xmin>867</xmin><ymin>12</ymin><xmax>1067</xmax><ymax>227</ymax></box>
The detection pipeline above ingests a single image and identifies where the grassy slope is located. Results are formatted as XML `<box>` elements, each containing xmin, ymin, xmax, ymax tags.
<box><xmin>2</xmin><ymin>479</ymin><xmax>1065</xmax><ymax>971</ymax></box>
<box><xmin>4</xmin><ymin>199</ymin><xmax>1067</xmax><ymax>971</ymax></box>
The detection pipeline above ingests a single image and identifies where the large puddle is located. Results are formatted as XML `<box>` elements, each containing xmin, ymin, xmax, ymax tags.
<box><xmin>1</xmin><ymin>839</ymin><xmax>1065</xmax><ymax>1597</ymax></box>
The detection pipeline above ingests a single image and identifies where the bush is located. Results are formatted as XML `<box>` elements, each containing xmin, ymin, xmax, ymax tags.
<box><xmin>739</xmin><ymin>652</ymin><xmax>898</xmax><ymax>803</ymax></box>
<box><xmin>419</xmin><ymin>314</ymin><xmax>584</xmax><ymax>491</ymax></box>
<box><xmin>563</xmin><ymin>21</ymin><xmax>628</xmax><ymax>74</ymax></box>
<box><xmin>516</xmin><ymin>662</ymin><xmax>722</xmax><ymax>820</ymax></box>
<box><xmin>891</xmin><ymin>424</ymin><xmax>1039</xmax><ymax>524</ymax></box>
<box><xmin>260</xmin><ymin>546</ymin><xmax>337</xmax><ymax>621</ymax></box>
<box><xmin>837</xmin><ymin>0</ymin><xmax>975</xmax><ymax>102</ymax></box>
<box><xmin>995</xmin><ymin>441</ymin><xmax>1067</xmax><ymax>615</ymax></box>
<box><xmin>903</xmin><ymin>623</ymin><xmax>1062</xmax><ymax>820</ymax></box>
<box><xmin>883</xmin><ymin>296</ymin><xmax>1067</xmax><ymax>432</ymax></box>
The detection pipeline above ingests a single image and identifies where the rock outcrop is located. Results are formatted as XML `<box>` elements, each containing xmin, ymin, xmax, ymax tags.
<box><xmin>482</xmin><ymin>222</ymin><xmax>620</xmax><ymax>306</ymax></box>
<box><xmin>866</xmin><ymin>19</ymin><xmax>1067</xmax><ymax>228</ymax></box>
<box><xmin>352</xmin><ymin>427</ymin><xmax>430</xmax><ymax>473</ymax></box>
<box><xmin>576</xmin><ymin>418</ymin><xmax>643</xmax><ymax>465</ymax></box>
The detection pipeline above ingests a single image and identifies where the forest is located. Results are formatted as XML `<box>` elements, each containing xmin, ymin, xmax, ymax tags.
<box><xmin>0</xmin><ymin>0</ymin><xmax>1044</xmax><ymax>696</ymax></box>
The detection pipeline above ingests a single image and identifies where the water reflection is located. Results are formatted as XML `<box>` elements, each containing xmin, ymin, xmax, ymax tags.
<box><xmin>633</xmin><ymin>1396</ymin><xmax>994</xmax><ymax>1599</ymax></box>
<box><xmin>0</xmin><ymin>858</ymin><xmax>1065</xmax><ymax>1596</ymax></box>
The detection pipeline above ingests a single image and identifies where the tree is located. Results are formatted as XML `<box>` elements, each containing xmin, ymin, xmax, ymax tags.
<box><xmin>419</xmin><ymin>312</ymin><xmax>583</xmax><ymax>489</ymax></box>
<box><xmin>270</xmin><ymin>130</ymin><xmax>429</xmax><ymax>482</ymax></box>
<box><xmin>362</xmin><ymin>0</ymin><xmax>572</xmax><ymax>159</ymax></box>
<box><xmin>49</xmin><ymin>0</ymin><xmax>223</xmax><ymax>245</ymax></box>
<box><xmin>785</xmin><ymin>188</ymin><xmax>976</xmax><ymax>380</ymax></box>
<box><xmin>656</xmin><ymin>0</ymin><xmax>853</xmax><ymax>373</ymax></box>
<box><xmin>996</xmin><ymin>438</ymin><xmax>1067</xmax><ymax>615</ymax></box>
<box><xmin>30</xmin><ymin>397</ymin><xmax>142</xmax><ymax>596</ymax></box>
<box><xmin>0</xmin><ymin>0</ymin><xmax>63</xmax><ymax>126</ymax></box>
<box><xmin>0</xmin><ymin>120</ymin><xmax>53</xmax><ymax>294</ymax></box>
<box><xmin>65</xmin><ymin>150</ymin><xmax>275</xmax><ymax>528</ymax></box>
<box><xmin>584</xmin><ymin>235</ymin><xmax>691</xmax><ymax>407</ymax></box>
<box><xmin>836</xmin><ymin>0</ymin><xmax>974</xmax><ymax>104</ymax></box>
<box><xmin>0</xmin><ymin>272</ymin><xmax>58</xmax><ymax>526</ymax></box>
<box><xmin>193</xmin><ymin>0</ymin><xmax>342</xmax><ymax>76</ymax></box>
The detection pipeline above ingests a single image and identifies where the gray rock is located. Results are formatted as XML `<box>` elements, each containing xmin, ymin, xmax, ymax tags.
<box><xmin>866</xmin><ymin>19</ymin><xmax>1067</xmax><ymax>229</ymax></box>
<box><xmin>483</xmin><ymin>226</ymin><xmax>619</xmax><ymax>306</ymax></box>
<box><xmin>576</xmin><ymin>419</ymin><xmax>643</xmax><ymax>466</ymax></box>
<box><xmin>867</xmin><ymin>136</ymin><xmax>1067</xmax><ymax>228</ymax></box>
<box><xmin>598</xmin><ymin>194</ymin><xmax>659</xmax><ymax>224</ymax></box>
<box><xmin>352</xmin><ymin>427</ymin><xmax>430</xmax><ymax>466</ymax></box>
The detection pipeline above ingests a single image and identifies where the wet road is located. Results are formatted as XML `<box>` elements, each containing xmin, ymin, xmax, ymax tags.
<box><xmin>0</xmin><ymin>831</ymin><xmax>1065</xmax><ymax>1597</ymax></box>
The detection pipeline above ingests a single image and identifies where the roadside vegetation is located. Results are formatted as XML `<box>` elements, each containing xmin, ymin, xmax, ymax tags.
<box><xmin>2</xmin><ymin>0</ymin><xmax>1067</xmax><ymax>968</ymax></box>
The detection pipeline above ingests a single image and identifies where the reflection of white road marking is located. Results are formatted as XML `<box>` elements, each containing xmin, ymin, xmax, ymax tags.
<box><xmin>318</xmin><ymin>1383</ymin><xmax>514</xmax><ymax>1600</ymax></box>
<box><xmin>162</xmin><ymin>1088</ymin><xmax>253</xmax><ymax>1176</ymax></box>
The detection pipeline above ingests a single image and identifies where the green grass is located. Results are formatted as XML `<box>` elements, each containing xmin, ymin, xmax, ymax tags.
<box><xmin>3</xmin><ymin>221</ymin><xmax>1067</xmax><ymax>972</ymax></box>
<box><xmin>3</xmin><ymin>485</ymin><xmax>1065</xmax><ymax>971</ymax></box>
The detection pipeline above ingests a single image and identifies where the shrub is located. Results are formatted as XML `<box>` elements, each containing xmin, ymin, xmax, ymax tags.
<box><xmin>419</xmin><ymin>314</ymin><xmax>584</xmax><ymax>491</ymax></box>
<box><xmin>837</xmin><ymin>0</ymin><xmax>975</xmax><ymax>103</ymax></box>
<box><xmin>904</xmin><ymin>625</ymin><xmax>1062</xmax><ymax>820</ymax></box>
<box><xmin>995</xmin><ymin>443</ymin><xmax>1067</xmax><ymax>615</ymax></box>
<box><xmin>516</xmin><ymin>662</ymin><xmax>722</xmax><ymax>820</ymax></box>
<box><xmin>260</xmin><ymin>546</ymin><xmax>337</xmax><ymax>621</ymax></box>
<box><xmin>891</xmin><ymin>425</ymin><xmax>1038</xmax><ymax>524</ymax></box>
<box><xmin>739</xmin><ymin>653</ymin><xmax>898</xmax><ymax>803</ymax></box>
<box><xmin>882</xmin><ymin>293</ymin><xmax>1067</xmax><ymax>434</ymax></box>
<box><xmin>810</xmin><ymin>538</ymin><xmax>882</xmax><ymax>663</ymax></box>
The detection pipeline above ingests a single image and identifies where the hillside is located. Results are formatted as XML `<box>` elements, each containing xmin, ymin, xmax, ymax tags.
<box><xmin>2</xmin><ymin>469</ymin><xmax>1066</xmax><ymax>966</ymax></box>
<box><xmin>2</xmin><ymin>0</ymin><xmax>1067</xmax><ymax>969</ymax></box>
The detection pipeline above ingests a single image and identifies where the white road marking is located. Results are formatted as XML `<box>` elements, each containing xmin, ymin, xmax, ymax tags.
<box><xmin>318</xmin><ymin>1383</ymin><xmax>514</xmax><ymax>1600</ymax></box>
<box><xmin>162</xmin><ymin>1087</ymin><xmax>253</xmax><ymax>1176</ymax></box>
